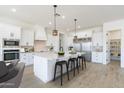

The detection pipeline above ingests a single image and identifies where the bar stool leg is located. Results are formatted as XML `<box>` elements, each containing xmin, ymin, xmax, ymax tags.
<box><xmin>79</xmin><ymin>58</ymin><xmax>81</xmax><ymax>67</ymax></box>
<box><xmin>84</xmin><ymin>57</ymin><xmax>86</xmax><ymax>69</ymax></box>
<box><xmin>68</xmin><ymin>61</ymin><xmax>71</xmax><ymax>71</ymax></box>
<box><xmin>71</xmin><ymin>61</ymin><xmax>73</xmax><ymax>71</ymax></box>
<box><xmin>76</xmin><ymin>58</ymin><xmax>79</xmax><ymax>74</ymax></box>
<box><xmin>73</xmin><ymin>60</ymin><xmax>75</xmax><ymax>76</ymax></box>
<box><xmin>66</xmin><ymin>63</ymin><xmax>69</xmax><ymax>80</ymax></box>
<box><xmin>61</xmin><ymin>65</ymin><xmax>63</xmax><ymax>86</ymax></box>
<box><xmin>53</xmin><ymin>64</ymin><xmax>57</xmax><ymax>81</ymax></box>
<box><xmin>82</xmin><ymin>58</ymin><xmax>84</xmax><ymax>70</ymax></box>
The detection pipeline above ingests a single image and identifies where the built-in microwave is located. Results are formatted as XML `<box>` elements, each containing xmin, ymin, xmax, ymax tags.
<box><xmin>3</xmin><ymin>40</ymin><xmax>20</xmax><ymax>47</ymax></box>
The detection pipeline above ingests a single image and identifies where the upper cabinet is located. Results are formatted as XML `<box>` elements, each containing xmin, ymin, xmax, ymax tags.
<box><xmin>77</xmin><ymin>31</ymin><xmax>92</xmax><ymax>38</ymax></box>
<box><xmin>20</xmin><ymin>28</ymin><xmax>34</xmax><ymax>46</ymax></box>
<box><xmin>92</xmin><ymin>30</ymin><xmax>103</xmax><ymax>46</ymax></box>
<box><xmin>0</xmin><ymin>23</ymin><xmax>21</xmax><ymax>39</ymax></box>
<box><xmin>34</xmin><ymin>25</ymin><xmax>47</xmax><ymax>40</ymax></box>
<box><xmin>74</xmin><ymin>30</ymin><xmax>92</xmax><ymax>38</ymax></box>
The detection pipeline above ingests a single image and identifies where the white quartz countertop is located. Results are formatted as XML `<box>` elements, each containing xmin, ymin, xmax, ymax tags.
<box><xmin>34</xmin><ymin>51</ymin><xmax>86</xmax><ymax>61</ymax></box>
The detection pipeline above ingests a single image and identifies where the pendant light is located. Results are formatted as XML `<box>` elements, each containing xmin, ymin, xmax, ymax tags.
<box><xmin>74</xmin><ymin>19</ymin><xmax>78</xmax><ymax>40</ymax></box>
<box><xmin>52</xmin><ymin>5</ymin><xmax>58</xmax><ymax>36</ymax></box>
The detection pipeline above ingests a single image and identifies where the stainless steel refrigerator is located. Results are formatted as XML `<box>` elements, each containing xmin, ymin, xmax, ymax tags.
<box><xmin>73</xmin><ymin>40</ymin><xmax>92</xmax><ymax>62</ymax></box>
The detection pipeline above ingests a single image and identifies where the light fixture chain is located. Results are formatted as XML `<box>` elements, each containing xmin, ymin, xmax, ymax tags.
<box><xmin>54</xmin><ymin>5</ymin><xmax>57</xmax><ymax>30</ymax></box>
<box><xmin>75</xmin><ymin>19</ymin><xmax>77</xmax><ymax>36</ymax></box>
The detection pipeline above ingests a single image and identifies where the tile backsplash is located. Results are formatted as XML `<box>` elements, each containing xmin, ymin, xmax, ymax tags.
<box><xmin>34</xmin><ymin>40</ymin><xmax>47</xmax><ymax>52</ymax></box>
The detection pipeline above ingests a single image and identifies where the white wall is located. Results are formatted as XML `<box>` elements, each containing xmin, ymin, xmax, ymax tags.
<box><xmin>103</xmin><ymin>19</ymin><xmax>124</xmax><ymax>68</ymax></box>
<box><xmin>46</xmin><ymin>30</ymin><xmax>59</xmax><ymax>52</ymax></box>
<box><xmin>63</xmin><ymin>32</ymin><xmax>73</xmax><ymax>52</ymax></box>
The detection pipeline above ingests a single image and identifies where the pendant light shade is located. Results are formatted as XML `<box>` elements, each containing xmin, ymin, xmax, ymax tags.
<box><xmin>52</xmin><ymin>5</ymin><xmax>58</xmax><ymax>36</ymax></box>
<box><xmin>74</xmin><ymin>19</ymin><xmax>78</xmax><ymax>40</ymax></box>
<box><xmin>52</xmin><ymin>29</ymin><xmax>58</xmax><ymax>36</ymax></box>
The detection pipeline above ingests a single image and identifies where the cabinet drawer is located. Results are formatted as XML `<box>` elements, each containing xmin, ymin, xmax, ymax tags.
<box><xmin>92</xmin><ymin>52</ymin><xmax>103</xmax><ymax>63</ymax></box>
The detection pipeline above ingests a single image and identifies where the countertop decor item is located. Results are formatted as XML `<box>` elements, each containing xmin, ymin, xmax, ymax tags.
<box><xmin>58</xmin><ymin>51</ymin><xmax>65</xmax><ymax>56</ymax></box>
<box><xmin>69</xmin><ymin>51</ymin><xmax>76</xmax><ymax>54</ymax></box>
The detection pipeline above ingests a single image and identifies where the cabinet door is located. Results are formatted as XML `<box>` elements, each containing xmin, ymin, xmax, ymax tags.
<box><xmin>20</xmin><ymin>53</ymin><xmax>27</xmax><ymax>63</ymax></box>
<box><xmin>97</xmin><ymin>53</ymin><xmax>103</xmax><ymax>63</ymax></box>
<box><xmin>9</xmin><ymin>26</ymin><xmax>21</xmax><ymax>39</ymax></box>
<box><xmin>92</xmin><ymin>52</ymin><xmax>103</xmax><ymax>63</ymax></box>
<box><xmin>92</xmin><ymin>52</ymin><xmax>97</xmax><ymax>62</ymax></box>
<box><xmin>35</xmin><ymin>28</ymin><xmax>47</xmax><ymax>40</ymax></box>
<box><xmin>28</xmin><ymin>53</ymin><xmax>34</xmax><ymax>65</ymax></box>
<box><xmin>0</xmin><ymin>23</ymin><xmax>21</xmax><ymax>39</ymax></box>
<box><xmin>20</xmin><ymin>53</ymin><xmax>34</xmax><ymax>66</ymax></box>
<box><xmin>92</xmin><ymin>31</ymin><xmax>103</xmax><ymax>46</ymax></box>
<box><xmin>76</xmin><ymin>30</ymin><xmax>92</xmax><ymax>38</ymax></box>
<box><xmin>0</xmin><ymin>54</ymin><xmax>2</xmax><ymax>61</ymax></box>
<box><xmin>21</xmin><ymin>29</ymin><xmax>34</xmax><ymax>46</ymax></box>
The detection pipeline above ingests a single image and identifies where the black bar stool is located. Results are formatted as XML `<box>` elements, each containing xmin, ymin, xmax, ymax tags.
<box><xmin>68</xmin><ymin>58</ymin><xmax>79</xmax><ymax>76</ymax></box>
<box><xmin>53</xmin><ymin>60</ymin><xmax>69</xmax><ymax>86</ymax></box>
<box><xmin>77</xmin><ymin>55</ymin><xmax>86</xmax><ymax>70</ymax></box>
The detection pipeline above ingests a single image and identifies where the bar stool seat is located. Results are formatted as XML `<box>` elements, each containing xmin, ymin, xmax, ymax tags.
<box><xmin>53</xmin><ymin>60</ymin><xmax>69</xmax><ymax>86</ymax></box>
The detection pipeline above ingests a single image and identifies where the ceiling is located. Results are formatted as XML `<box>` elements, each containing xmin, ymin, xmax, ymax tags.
<box><xmin>0</xmin><ymin>5</ymin><xmax>124</xmax><ymax>31</ymax></box>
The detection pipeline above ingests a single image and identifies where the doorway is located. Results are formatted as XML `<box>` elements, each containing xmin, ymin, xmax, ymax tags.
<box><xmin>109</xmin><ymin>30</ymin><xmax>121</xmax><ymax>66</ymax></box>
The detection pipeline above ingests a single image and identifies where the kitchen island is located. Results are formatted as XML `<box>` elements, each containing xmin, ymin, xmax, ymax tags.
<box><xmin>33</xmin><ymin>52</ymin><xmax>85</xmax><ymax>83</ymax></box>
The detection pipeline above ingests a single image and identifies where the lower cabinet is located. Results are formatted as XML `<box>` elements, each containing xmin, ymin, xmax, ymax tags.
<box><xmin>20</xmin><ymin>53</ymin><xmax>34</xmax><ymax>66</ymax></box>
<box><xmin>92</xmin><ymin>52</ymin><xmax>103</xmax><ymax>63</ymax></box>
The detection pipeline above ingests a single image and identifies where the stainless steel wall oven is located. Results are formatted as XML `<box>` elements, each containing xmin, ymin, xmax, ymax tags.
<box><xmin>3</xmin><ymin>49</ymin><xmax>20</xmax><ymax>61</ymax></box>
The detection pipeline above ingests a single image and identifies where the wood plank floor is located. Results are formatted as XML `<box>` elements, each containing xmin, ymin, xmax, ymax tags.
<box><xmin>20</xmin><ymin>61</ymin><xmax>124</xmax><ymax>88</ymax></box>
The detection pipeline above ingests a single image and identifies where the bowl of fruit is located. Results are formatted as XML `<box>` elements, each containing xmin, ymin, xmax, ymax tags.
<box><xmin>58</xmin><ymin>51</ymin><xmax>65</xmax><ymax>56</ymax></box>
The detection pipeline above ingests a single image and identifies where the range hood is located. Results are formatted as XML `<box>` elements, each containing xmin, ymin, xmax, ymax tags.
<box><xmin>34</xmin><ymin>25</ymin><xmax>47</xmax><ymax>40</ymax></box>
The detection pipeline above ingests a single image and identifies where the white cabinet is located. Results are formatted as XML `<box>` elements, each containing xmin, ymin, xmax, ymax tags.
<box><xmin>92</xmin><ymin>31</ymin><xmax>103</xmax><ymax>46</ymax></box>
<box><xmin>0</xmin><ymin>54</ymin><xmax>3</xmax><ymax>61</ymax></box>
<box><xmin>74</xmin><ymin>31</ymin><xmax>92</xmax><ymax>38</ymax></box>
<box><xmin>34</xmin><ymin>27</ymin><xmax>47</xmax><ymax>40</ymax></box>
<box><xmin>9</xmin><ymin>27</ymin><xmax>21</xmax><ymax>39</ymax></box>
<box><xmin>20</xmin><ymin>29</ymin><xmax>34</xmax><ymax>46</ymax></box>
<box><xmin>20</xmin><ymin>53</ymin><xmax>34</xmax><ymax>66</ymax></box>
<box><xmin>0</xmin><ymin>23</ymin><xmax>21</xmax><ymax>39</ymax></box>
<box><xmin>92</xmin><ymin>52</ymin><xmax>103</xmax><ymax>63</ymax></box>
<box><xmin>0</xmin><ymin>49</ymin><xmax>3</xmax><ymax>61</ymax></box>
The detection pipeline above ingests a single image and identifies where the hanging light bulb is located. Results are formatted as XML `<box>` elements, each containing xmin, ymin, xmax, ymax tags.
<box><xmin>52</xmin><ymin>5</ymin><xmax>58</xmax><ymax>36</ymax></box>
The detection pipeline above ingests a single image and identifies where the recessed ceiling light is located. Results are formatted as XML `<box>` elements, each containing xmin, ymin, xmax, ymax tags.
<box><xmin>62</xmin><ymin>15</ymin><xmax>65</xmax><ymax>19</ymax></box>
<box><xmin>11</xmin><ymin>8</ymin><xmax>16</xmax><ymax>12</ymax></box>
<box><xmin>49</xmin><ymin>22</ymin><xmax>52</xmax><ymax>25</ymax></box>
<box><xmin>78</xmin><ymin>26</ymin><xmax>81</xmax><ymax>29</ymax></box>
